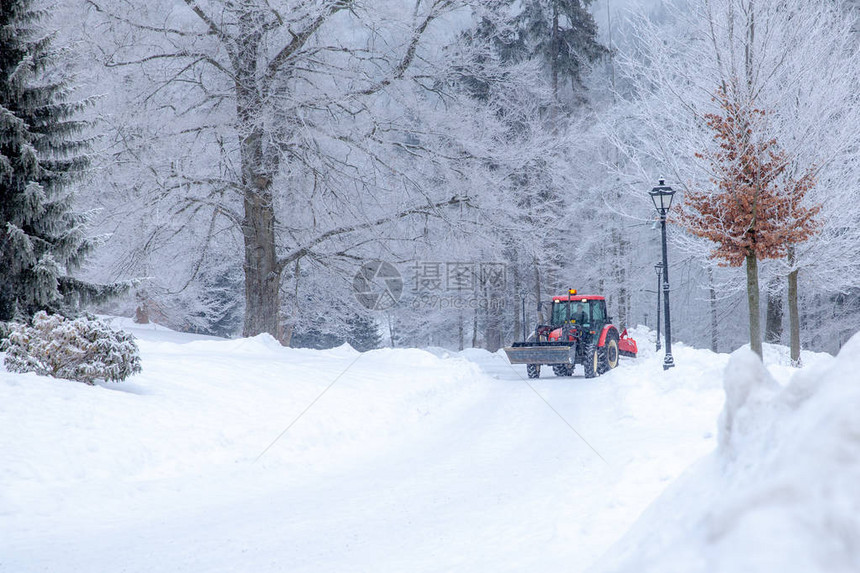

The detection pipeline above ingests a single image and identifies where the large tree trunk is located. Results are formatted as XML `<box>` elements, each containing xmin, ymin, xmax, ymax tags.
<box><xmin>764</xmin><ymin>278</ymin><xmax>783</xmax><ymax>344</ymax></box>
<box><xmin>241</xmin><ymin>174</ymin><xmax>281</xmax><ymax>339</ymax></box>
<box><xmin>788</xmin><ymin>267</ymin><xmax>801</xmax><ymax>366</ymax></box>
<box><xmin>236</xmin><ymin>28</ymin><xmax>282</xmax><ymax>340</ymax></box>
<box><xmin>745</xmin><ymin>253</ymin><xmax>763</xmax><ymax>358</ymax></box>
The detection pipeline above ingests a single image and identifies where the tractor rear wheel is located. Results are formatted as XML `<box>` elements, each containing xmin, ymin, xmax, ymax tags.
<box><xmin>598</xmin><ymin>333</ymin><xmax>620</xmax><ymax>374</ymax></box>
<box><xmin>527</xmin><ymin>364</ymin><xmax>541</xmax><ymax>379</ymax></box>
<box><xmin>552</xmin><ymin>364</ymin><xmax>573</xmax><ymax>377</ymax></box>
<box><xmin>583</xmin><ymin>343</ymin><xmax>599</xmax><ymax>379</ymax></box>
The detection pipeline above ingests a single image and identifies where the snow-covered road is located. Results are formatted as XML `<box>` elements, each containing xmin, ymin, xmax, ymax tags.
<box><xmin>1</xmin><ymin>323</ymin><xmax>728</xmax><ymax>572</ymax></box>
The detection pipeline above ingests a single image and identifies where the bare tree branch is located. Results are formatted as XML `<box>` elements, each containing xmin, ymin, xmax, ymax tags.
<box><xmin>105</xmin><ymin>50</ymin><xmax>234</xmax><ymax>82</ymax></box>
<box><xmin>263</xmin><ymin>1</ymin><xmax>352</xmax><ymax>93</ymax></box>
<box><xmin>277</xmin><ymin>195</ymin><xmax>469</xmax><ymax>271</ymax></box>
<box><xmin>352</xmin><ymin>0</ymin><xmax>453</xmax><ymax>97</ymax></box>
<box><xmin>182</xmin><ymin>0</ymin><xmax>232</xmax><ymax>47</ymax></box>
<box><xmin>86</xmin><ymin>1</ymin><xmax>211</xmax><ymax>38</ymax></box>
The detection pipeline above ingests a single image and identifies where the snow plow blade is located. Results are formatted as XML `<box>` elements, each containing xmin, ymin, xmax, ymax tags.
<box><xmin>503</xmin><ymin>343</ymin><xmax>575</xmax><ymax>365</ymax></box>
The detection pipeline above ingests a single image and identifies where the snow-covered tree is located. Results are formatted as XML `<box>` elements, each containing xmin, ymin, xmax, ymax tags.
<box><xmin>613</xmin><ymin>0</ymin><xmax>860</xmax><ymax>356</ymax></box>
<box><xmin>676</xmin><ymin>86</ymin><xmax>821</xmax><ymax>358</ymax></box>
<box><xmin>461</xmin><ymin>0</ymin><xmax>605</xmax><ymax>105</ymax></box>
<box><xmin>0</xmin><ymin>0</ymin><xmax>122</xmax><ymax>321</ymax></box>
<box><xmin>83</xmin><ymin>0</ymin><xmax>491</xmax><ymax>342</ymax></box>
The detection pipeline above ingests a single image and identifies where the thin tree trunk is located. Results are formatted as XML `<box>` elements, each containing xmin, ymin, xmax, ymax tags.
<box><xmin>744</xmin><ymin>0</ymin><xmax>760</xmax><ymax>360</ymax></box>
<box><xmin>745</xmin><ymin>0</ymin><xmax>755</xmax><ymax>88</ymax></box>
<box><xmin>708</xmin><ymin>266</ymin><xmax>718</xmax><ymax>353</ymax></box>
<box><xmin>472</xmin><ymin>307</ymin><xmax>479</xmax><ymax>348</ymax></box>
<box><xmin>483</xmin><ymin>284</ymin><xmax>501</xmax><ymax>353</ymax></box>
<box><xmin>746</xmin><ymin>253</ymin><xmax>763</xmax><ymax>358</ymax></box>
<box><xmin>788</xmin><ymin>268</ymin><xmax>801</xmax><ymax>366</ymax></box>
<box><xmin>513</xmin><ymin>265</ymin><xmax>521</xmax><ymax>345</ymax></box>
<box><xmin>611</xmin><ymin>221</ymin><xmax>628</xmax><ymax>327</ymax></box>
<box><xmin>764</xmin><ymin>278</ymin><xmax>783</xmax><ymax>344</ymax></box>
<box><xmin>551</xmin><ymin>3</ymin><xmax>559</xmax><ymax>104</ymax></box>
<box><xmin>458</xmin><ymin>312</ymin><xmax>464</xmax><ymax>351</ymax></box>
<box><xmin>282</xmin><ymin>323</ymin><xmax>294</xmax><ymax>347</ymax></box>
<box><xmin>533</xmin><ymin>260</ymin><xmax>544</xmax><ymax>323</ymax></box>
<box><xmin>618</xmin><ymin>242</ymin><xmax>629</xmax><ymax>328</ymax></box>
<box><xmin>388</xmin><ymin>313</ymin><xmax>396</xmax><ymax>348</ymax></box>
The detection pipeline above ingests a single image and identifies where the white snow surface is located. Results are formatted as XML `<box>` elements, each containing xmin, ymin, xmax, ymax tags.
<box><xmin>590</xmin><ymin>335</ymin><xmax>860</xmax><ymax>573</ymax></box>
<box><xmin>0</xmin><ymin>320</ymin><xmax>848</xmax><ymax>572</ymax></box>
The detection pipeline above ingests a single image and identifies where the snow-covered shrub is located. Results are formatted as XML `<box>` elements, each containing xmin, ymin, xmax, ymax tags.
<box><xmin>2</xmin><ymin>312</ymin><xmax>142</xmax><ymax>384</ymax></box>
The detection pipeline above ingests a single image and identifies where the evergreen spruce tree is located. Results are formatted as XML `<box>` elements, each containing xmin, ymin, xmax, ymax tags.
<box><xmin>346</xmin><ymin>314</ymin><xmax>382</xmax><ymax>352</ymax></box>
<box><xmin>462</xmin><ymin>0</ymin><xmax>606</xmax><ymax>106</ymax></box>
<box><xmin>290</xmin><ymin>314</ymin><xmax>381</xmax><ymax>352</ymax></box>
<box><xmin>0</xmin><ymin>0</ymin><xmax>120</xmax><ymax>321</ymax></box>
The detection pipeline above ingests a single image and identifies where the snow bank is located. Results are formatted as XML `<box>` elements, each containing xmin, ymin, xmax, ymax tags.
<box><xmin>0</xmin><ymin>325</ymin><xmax>488</xmax><ymax>525</ymax></box>
<box><xmin>591</xmin><ymin>333</ymin><xmax>859</xmax><ymax>573</ymax></box>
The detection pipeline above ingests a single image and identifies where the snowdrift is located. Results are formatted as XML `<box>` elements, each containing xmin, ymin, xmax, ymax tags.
<box><xmin>0</xmin><ymin>323</ymin><xmax>488</xmax><ymax>522</ymax></box>
<box><xmin>591</xmin><ymin>333</ymin><xmax>860</xmax><ymax>573</ymax></box>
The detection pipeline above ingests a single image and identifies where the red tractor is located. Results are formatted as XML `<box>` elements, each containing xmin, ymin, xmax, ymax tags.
<box><xmin>503</xmin><ymin>290</ymin><xmax>638</xmax><ymax>378</ymax></box>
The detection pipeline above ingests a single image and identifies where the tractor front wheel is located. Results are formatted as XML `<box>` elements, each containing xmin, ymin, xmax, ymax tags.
<box><xmin>527</xmin><ymin>364</ymin><xmax>541</xmax><ymax>379</ymax></box>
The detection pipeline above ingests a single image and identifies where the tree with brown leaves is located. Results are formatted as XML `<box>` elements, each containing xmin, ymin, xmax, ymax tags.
<box><xmin>676</xmin><ymin>86</ymin><xmax>821</xmax><ymax>358</ymax></box>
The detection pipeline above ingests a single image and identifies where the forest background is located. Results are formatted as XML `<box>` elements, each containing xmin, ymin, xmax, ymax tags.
<box><xmin>39</xmin><ymin>0</ymin><xmax>860</xmax><ymax>355</ymax></box>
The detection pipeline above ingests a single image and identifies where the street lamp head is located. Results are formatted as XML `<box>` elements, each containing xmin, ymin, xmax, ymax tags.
<box><xmin>649</xmin><ymin>179</ymin><xmax>675</xmax><ymax>215</ymax></box>
<box><xmin>655</xmin><ymin>261</ymin><xmax>663</xmax><ymax>276</ymax></box>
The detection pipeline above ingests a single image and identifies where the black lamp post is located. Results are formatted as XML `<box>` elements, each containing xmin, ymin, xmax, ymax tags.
<box><xmin>649</xmin><ymin>179</ymin><xmax>675</xmax><ymax>370</ymax></box>
<box><xmin>654</xmin><ymin>261</ymin><xmax>663</xmax><ymax>352</ymax></box>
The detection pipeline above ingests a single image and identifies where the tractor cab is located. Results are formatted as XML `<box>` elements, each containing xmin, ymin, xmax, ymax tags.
<box><xmin>550</xmin><ymin>295</ymin><xmax>608</xmax><ymax>331</ymax></box>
